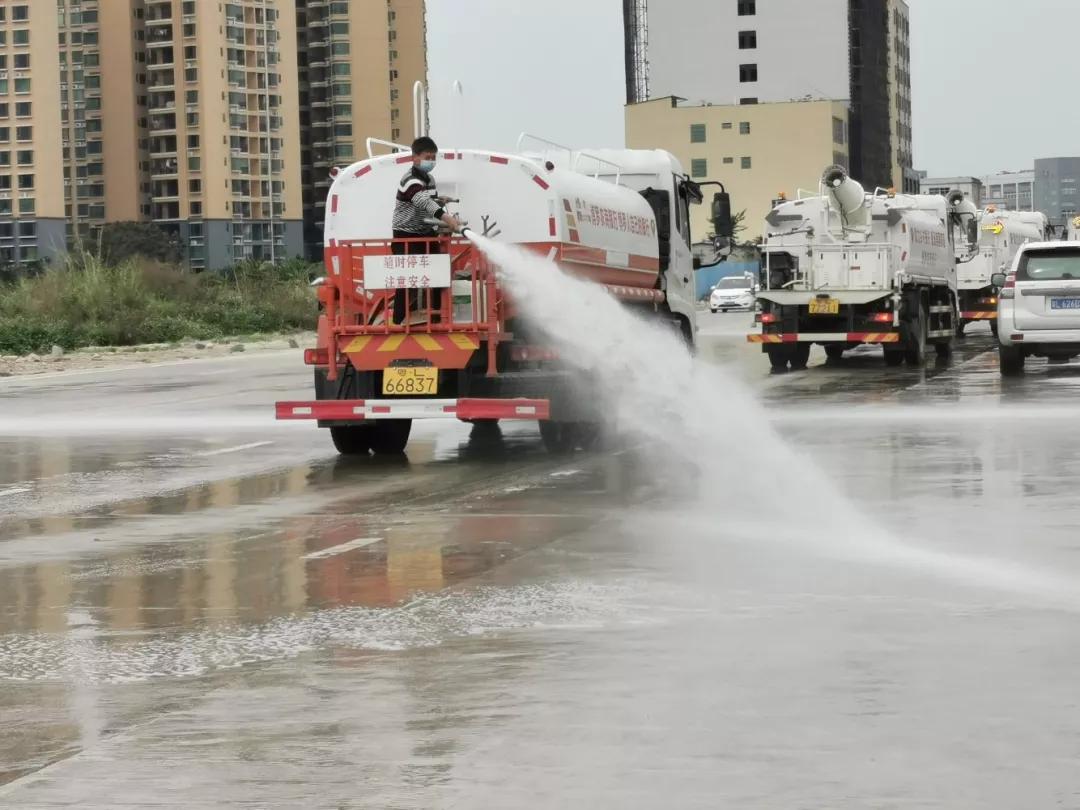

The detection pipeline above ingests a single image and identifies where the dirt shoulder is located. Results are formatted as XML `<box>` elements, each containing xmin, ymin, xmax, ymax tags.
<box><xmin>0</xmin><ymin>332</ymin><xmax>317</xmax><ymax>377</ymax></box>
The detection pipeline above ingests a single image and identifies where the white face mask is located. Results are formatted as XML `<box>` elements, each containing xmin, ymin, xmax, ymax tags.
<box><xmin>419</xmin><ymin>159</ymin><xmax>436</xmax><ymax>173</ymax></box>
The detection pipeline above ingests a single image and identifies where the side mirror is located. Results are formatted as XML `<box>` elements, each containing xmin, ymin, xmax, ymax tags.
<box><xmin>991</xmin><ymin>272</ymin><xmax>1007</xmax><ymax>288</ymax></box>
<box><xmin>711</xmin><ymin>192</ymin><xmax>734</xmax><ymax>238</ymax></box>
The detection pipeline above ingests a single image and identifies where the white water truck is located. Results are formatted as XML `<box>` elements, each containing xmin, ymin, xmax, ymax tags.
<box><xmin>956</xmin><ymin>207</ymin><xmax>1048</xmax><ymax>336</ymax></box>
<box><xmin>749</xmin><ymin>166</ymin><xmax>961</xmax><ymax>370</ymax></box>
<box><xmin>276</xmin><ymin>134</ymin><xmax>734</xmax><ymax>455</ymax></box>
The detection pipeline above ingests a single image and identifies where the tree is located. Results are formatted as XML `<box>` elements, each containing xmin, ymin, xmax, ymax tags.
<box><xmin>97</xmin><ymin>222</ymin><xmax>182</xmax><ymax>265</ymax></box>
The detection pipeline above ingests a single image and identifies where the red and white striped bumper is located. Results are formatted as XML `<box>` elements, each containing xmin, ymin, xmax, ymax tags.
<box><xmin>275</xmin><ymin>398</ymin><xmax>550</xmax><ymax>422</ymax></box>
<box><xmin>747</xmin><ymin>332</ymin><xmax>901</xmax><ymax>344</ymax></box>
<box><xmin>959</xmin><ymin>311</ymin><xmax>997</xmax><ymax>320</ymax></box>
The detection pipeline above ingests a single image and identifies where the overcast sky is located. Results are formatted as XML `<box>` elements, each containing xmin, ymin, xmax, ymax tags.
<box><xmin>427</xmin><ymin>0</ymin><xmax>1077</xmax><ymax>177</ymax></box>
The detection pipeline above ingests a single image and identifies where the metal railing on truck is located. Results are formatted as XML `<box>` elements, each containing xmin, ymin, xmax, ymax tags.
<box><xmin>762</xmin><ymin>242</ymin><xmax>897</xmax><ymax>291</ymax></box>
<box><xmin>322</xmin><ymin>236</ymin><xmax>502</xmax><ymax>378</ymax></box>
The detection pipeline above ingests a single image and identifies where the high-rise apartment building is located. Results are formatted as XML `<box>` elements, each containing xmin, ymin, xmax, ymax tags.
<box><xmin>3</xmin><ymin>0</ymin><xmax>426</xmax><ymax>271</ymax></box>
<box><xmin>296</xmin><ymin>0</ymin><xmax>427</xmax><ymax>258</ymax></box>
<box><xmin>624</xmin><ymin>0</ymin><xmax>916</xmax><ymax>193</ymax></box>
<box><xmin>144</xmin><ymin>0</ymin><xmax>303</xmax><ymax>268</ymax></box>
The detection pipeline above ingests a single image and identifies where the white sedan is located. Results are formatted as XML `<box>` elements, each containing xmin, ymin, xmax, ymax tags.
<box><xmin>709</xmin><ymin>277</ymin><xmax>756</xmax><ymax>312</ymax></box>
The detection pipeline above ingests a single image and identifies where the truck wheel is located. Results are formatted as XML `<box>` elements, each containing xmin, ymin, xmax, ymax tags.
<box><xmin>956</xmin><ymin>322</ymin><xmax>966</xmax><ymax>339</ymax></box>
<box><xmin>824</xmin><ymin>345</ymin><xmax>845</xmax><ymax>361</ymax></box>
<box><xmin>999</xmin><ymin>346</ymin><xmax>1024</xmax><ymax>377</ymax></box>
<box><xmin>368</xmin><ymin>419</ymin><xmax>412</xmax><ymax>455</ymax></box>
<box><xmin>539</xmin><ymin>421</ymin><xmax>576</xmax><ymax>454</ymax></box>
<box><xmin>990</xmin><ymin>321</ymin><xmax>999</xmax><ymax>337</ymax></box>
<box><xmin>790</xmin><ymin>343</ymin><xmax>811</xmax><ymax>370</ymax></box>
<box><xmin>330</xmin><ymin>425</ymin><xmax>372</xmax><ymax>456</ymax></box>
<box><xmin>883</xmin><ymin>350</ymin><xmax>905</xmax><ymax>367</ymax></box>
<box><xmin>766</xmin><ymin>345</ymin><xmax>789</xmax><ymax>372</ymax></box>
<box><xmin>905</xmin><ymin>301</ymin><xmax>928</xmax><ymax>366</ymax></box>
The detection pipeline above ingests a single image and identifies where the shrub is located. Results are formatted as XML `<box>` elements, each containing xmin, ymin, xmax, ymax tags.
<box><xmin>0</xmin><ymin>253</ymin><xmax>319</xmax><ymax>355</ymax></box>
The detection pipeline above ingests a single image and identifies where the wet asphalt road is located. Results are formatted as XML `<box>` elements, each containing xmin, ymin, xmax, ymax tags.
<box><xmin>3</xmin><ymin>314</ymin><xmax>1080</xmax><ymax>807</ymax></box>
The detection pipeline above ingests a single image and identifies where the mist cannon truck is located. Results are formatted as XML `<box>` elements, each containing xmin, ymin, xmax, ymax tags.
<box><xmin>955</xmin><ymin>207</ymin><xmax>1048</xmax><ymax>336</ymax></box>
<box><xmin>749</xmin><ymin>166</ymin><xmax>960</xmax><ymax>370</ymax></box>
<box><xmin>276</xmin><ymin>135</ymin><xmax>732</xmax><ymax>455</ymax></box>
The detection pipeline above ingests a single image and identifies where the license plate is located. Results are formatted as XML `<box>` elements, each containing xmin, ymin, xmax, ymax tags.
<box><xmin>809</xmin><ymin>298</ymin><xmax>840</xmax><ymax>315</ymax></box>
<box><xmin>1050</xmin><ymin>298</ymin><xmax>1080</xmax><ymax>311</ymax></box>
<box><xmin>382</xmin><ymin>366</ymin><xmax>438</xmax><ymax>395</ymax></box>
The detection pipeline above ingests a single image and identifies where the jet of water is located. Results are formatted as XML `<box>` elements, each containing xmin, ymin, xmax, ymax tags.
<box><xmin>466</xmin><ymin>233</ymin><xmax>1080</xmax><ymax>606</ymax></box>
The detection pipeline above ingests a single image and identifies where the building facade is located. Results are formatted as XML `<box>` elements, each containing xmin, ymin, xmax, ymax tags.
<box><xmin>623</xmin><ymin>0</ymin><xmax>914</xmax><ymax>192</ymax></box>
<box><xmin>981</xmin><ymin>169</ymin><xmax>1035</xmax><ymax>212</ymax></box>
<box><xmin>296</xmin><ymin>0</ymin><xmax>427</xmax><ymax>259</ymax></box>
<box><xmin>1034</xmin><ymin>158</ymin><xmax>1080</xmax><ymax>229</ymax></box>
<box><xmin>626</xmin><ymin>96</ymin><xmax>851</xmax><ymax>240</ymax></box>
<box><xmin>920</xmin><ymin>176</ymin><xmax>984</xmax><ymax>207</ymax></box>
<box><xmin>2</xmin><ymin>0</ymin><xmax>427</xmax><ymax>271</ymax></box>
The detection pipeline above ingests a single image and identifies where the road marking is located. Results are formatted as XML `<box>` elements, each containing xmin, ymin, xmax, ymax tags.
<box><xmin>193</xmin><ymin>441</ymin><xmax>274</xmax><ymax>457</ymax></box>
<box><xmin>303</xmin><ymin>537</ymin><xmax>383</xmax><ymax>560</ymax></box>
<box><xmin>0</xmin><ymin>486</ymin><xmax>31</xmax><ymax>498</ymax></box>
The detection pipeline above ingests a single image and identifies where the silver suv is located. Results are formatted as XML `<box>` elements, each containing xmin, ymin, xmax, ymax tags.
<box><xmin>993</xmin><ymin>242</ymin><xmax>1080</xmax><ymax>376</ymax></box>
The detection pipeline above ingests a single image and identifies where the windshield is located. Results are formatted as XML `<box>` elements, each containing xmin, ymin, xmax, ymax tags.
<box><xmin>1018</xmin><ymin>248</ymin><xmax>1080</xmax><ymax>281</ymax></box>
<box><xmin>716</xmin><ymin>277</ymin><xmax>751</xmax><ymax>290</ymax></box>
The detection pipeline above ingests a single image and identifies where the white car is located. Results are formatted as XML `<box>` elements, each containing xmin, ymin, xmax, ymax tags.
<box><xmin>709</xmin><ymin>276</ymin><xmax>756</xmax><ymax>313</ymax></box>
<box><xmin>994</xmin><ymin>242</ymin><xmax>1080</xmax><ymax>375</ymax></box>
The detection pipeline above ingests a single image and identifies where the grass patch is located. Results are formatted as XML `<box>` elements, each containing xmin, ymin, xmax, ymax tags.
<box><xmin>0</xmin><ymin>254</ymin><xmax>318</xmax><ymax>355</ymax></box>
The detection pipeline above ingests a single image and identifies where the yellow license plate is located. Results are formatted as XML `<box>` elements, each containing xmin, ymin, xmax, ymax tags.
<box><xmin>809</xmin><ymin>298</ymin><xmax>840</xmax><ymax>315</ymax></box>
<box><xmin>382</xmin><ymin>367</ymin><xmax>438</xmax><ymax>396</ymax></box>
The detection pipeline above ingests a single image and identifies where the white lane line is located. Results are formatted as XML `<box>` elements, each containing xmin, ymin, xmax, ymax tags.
<box><xmin>193</xmin><ymin>441</ymin><xmax>274</xmax><ymax>457</ymax></box>
<box><xmin>0</xmin><ymin>486</ymin><xmax>31</xmax><ymax>498</ymax></box>
<box><xmin>303</xmin><ymin>537</ymin><xmax>383</xmax><ymax>560</ymax></box>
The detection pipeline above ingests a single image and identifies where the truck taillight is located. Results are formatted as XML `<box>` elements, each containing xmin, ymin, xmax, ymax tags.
<box><xmin>870</xmin><ymin>312</ymin><xmax>893</xmax><ymax>323</ymax></box>
<box><xmin>304</xmin><ymin>348</ymin><xmax>330</xmax><ymax>366</ymax></box>
<box><xmin>978</xmin><ymin>296</ymin><xmax>998</xmax><ymax>305</ymax></box>
<box><xmin>760</xmin><ymin>313</ymin><xmax>779</xmax><ymax>324</ymax></box>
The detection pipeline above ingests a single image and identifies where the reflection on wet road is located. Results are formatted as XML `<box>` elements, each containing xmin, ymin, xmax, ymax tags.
<box><xmin>3</xmin><ymin>318</ymin><xmax>1080</xmax><ymax>807</ymax></box>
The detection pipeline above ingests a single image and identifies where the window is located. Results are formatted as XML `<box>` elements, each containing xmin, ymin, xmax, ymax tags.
<box><xmin>690</xmin><ymin>123</ymin><xmax>706</xmax><ymax>144</ymax></box>
<box><xmin>15</xmin><ymin>126</ymin><xmax>30</xmax><ymax>141</ymax></box>
<box><xmin>331</xmin><ymin>43</ymin><xmax>350</xmax><ymax>55</ymax></box>
<box><xmin>0</xmin><ymin>152</ymin><xmax>10</xmax><ymax>167</ymax></box>
<box><xmin>739</xmin><ymin>64</ymin><xmax>758</xmax><ymax>83</ymax></box>
<box><xmin>723</xmin><ymin>157</ymin><xmax>734</xmax><ymax>164</ymax></box>
<box><xmin>189</xmin><ymin>179</ymin><xmax>202</xmax><ymax>193</ymax></box>
<box><xmin>741</xmin><ymin>157</ymin><xmax>753</xmax><ymax>170</ymax></box>
<box><xmin>13</xmin><ymin>30</ymin><xmax>29</xmax><ymax>46</ymax></box>
<box><xmin>17</xmin><ymin>150</ymin><xmax>32</xmax><ymax>166</ymax></box>
<box><xmin>737</xmin><ymin>0</ymin><xmax>756</xmax><ymax>15</ymax></box>
<box><xmin>13</xmin><ymin>54</ymin><xmax>29</xmax><ymax>70</ymax></box>
<box><xmin>721</xmin><ymin>122</ymin><xmax>732</xmax><ymax>130</ymax></box>
<box><xmin>14</xmin><ymin>79</ymin><xmax>30</xmax><ymax>94</ymax></box>
<box><xmin>738</xmin><ymin>30</ymin><xmax>757</xmax><ymax>49</ymax></box>
<box><xmin>739</xmin><ymin>97</ymin><xmax>759</xmax><ymax>105</ymax></box>
<box><xmin>12</xmin><ymin>6</ymin><xmax>28</xmax><ymax>22</ymax></box>
<box><xmin>691</xmin><ymin>159</ymin><xmax>708</xmax><ymax>178</ymax></box>
<box><xmin>832</xmin><ymin>116</ymin><xmax>846</xmax><ymax>144</ymax></box>
<box><xmin>15</xmin><ymin>102</ymin><xmax>30</xmax><ymax>117</ymax></box>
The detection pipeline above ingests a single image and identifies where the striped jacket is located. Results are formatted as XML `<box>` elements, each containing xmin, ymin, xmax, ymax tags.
<box><xmin>392</xmin><ymin>166</ymin><xmax>444</xmax><ymax>234</ymax></box>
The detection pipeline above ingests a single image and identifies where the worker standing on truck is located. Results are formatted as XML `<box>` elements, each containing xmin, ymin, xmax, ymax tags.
<box><xmin>391</xmin><ymin>136</ymin><xmax>463</xmax><ymax>324</ymax></box>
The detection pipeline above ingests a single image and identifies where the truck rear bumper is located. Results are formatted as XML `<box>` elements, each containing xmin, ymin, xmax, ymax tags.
<box><xmin>276</xmin><ymin>398</ymin><xmax>551</xmax><ymax>422</ymax></box>
<box><xmin>959</xmin><ymin>311</ymin><xmax>997</xmax><ymax>320</ymax></box>
<box><xmin>747</xmin><ymin>332</ymin><xmax>901</xmax><ymax>344</ymax></box>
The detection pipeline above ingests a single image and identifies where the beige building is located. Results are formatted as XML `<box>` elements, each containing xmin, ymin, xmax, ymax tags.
<box><xmin>297</xmin><ymin>0</ymin><xmax>428</xmax><ymax>258</ymax></box>
<box><xmin>4</xmin><ymin>0</ymin><xmax>427</xmax><ymax>270</ymax></box>
<box><xmin>626</xmin><ymin>96</ymin><xmax>850</xmax><ymax>241</ymax></box>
